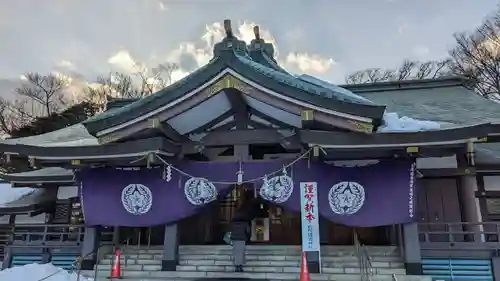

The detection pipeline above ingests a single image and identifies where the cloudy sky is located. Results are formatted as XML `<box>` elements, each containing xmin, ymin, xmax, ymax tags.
<box><xmin>0</xmin><ymin>0</ymin><xmax>498</xmax><ymax>86</ymax></box>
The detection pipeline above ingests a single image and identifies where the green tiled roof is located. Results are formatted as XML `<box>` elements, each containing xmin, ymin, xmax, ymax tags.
<box><xmin>84</xmin><ymin>44</ymin><xmax>385</xmax><ymax>134</ymax></box>
<box><xmin>232</xmin><ymin>54</ymin><xmax>378</xmax><ymax>107</ymax></box>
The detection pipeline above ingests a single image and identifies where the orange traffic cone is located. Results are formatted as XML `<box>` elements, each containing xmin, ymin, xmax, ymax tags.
<box><xmin>300</xmin><ymin>252</ymin><xmax>310</xmax><ymax>281</ymax></box>
<box><xmin>108</xmin><ymin>250</ymin><xmax>122</xmax><ymax>279</ymax></box>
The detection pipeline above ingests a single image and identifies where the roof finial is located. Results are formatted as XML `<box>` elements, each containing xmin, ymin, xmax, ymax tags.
<box><xmin>253</xmin><ymin>26</ymin><xmax>260</xmax><ymax>40</ymax></box>
<box><xmin>224</xmin><ymin>19</ymin><xmax>233</xmax><ymax>38</ymax></box>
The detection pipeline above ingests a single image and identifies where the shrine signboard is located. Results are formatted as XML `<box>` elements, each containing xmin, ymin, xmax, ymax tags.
<box><xmin>300</xmin><ymin>182</ymin><xmax>321</xmax><ymax>255</ymax></box>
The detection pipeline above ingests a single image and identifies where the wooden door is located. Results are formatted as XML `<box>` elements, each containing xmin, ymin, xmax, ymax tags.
<box><xmin>269</xmin><ymin>207</ymin><xmax>301</xmax><ymax>245</ymax></box>
<box><xmin>418</xmin><ymin>178</ymin><xmax>462</xmax><ymax>242</ymax></box>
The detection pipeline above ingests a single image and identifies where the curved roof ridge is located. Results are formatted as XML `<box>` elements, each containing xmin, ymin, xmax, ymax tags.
<box><xmin>298</xmin><ymin>74</ymin><xmax>375</xmax><ymax>105</ymax></box>
<box><xmin>85</xmin><ymin>57</ymin><xmax>222</xmax><ymax>124</ymax></box>
<box><xmin>233</xmin><ymin>54</ymin><xmax>379</xmax><ymax>107</ymax></box>
<box><xmin>248</xmin><ymin>50</ymin><xmax>289</xmax><ymax>73</ymax></box>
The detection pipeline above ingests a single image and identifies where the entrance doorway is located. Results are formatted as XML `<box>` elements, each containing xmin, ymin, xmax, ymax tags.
<box><xmin>178</xmin><ymin>185</ymin><xmax>301</xmax><ymax>245</ymax></box>
<box><xmin>119</xmin><ymin>226</ymin><xmax>165</xmax><ymax>246</ymax></box>
<box><xmin>177</xmin><ymin>185</ymin><xmax>393</xmax><ymax>246</ymax></box>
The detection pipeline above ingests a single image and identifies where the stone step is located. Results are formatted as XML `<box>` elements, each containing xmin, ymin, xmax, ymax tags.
<box><xmin>121</xmin><ymin>245</ymin><xmax>399</xmax><ymax>254</ymax></box>
<box><xmin>179</xmin><ymin>254</ymin><xmax>403</xmax><ymax>262</ymax></box>
<box><xmin>103</xmin><ymin>253</ymin><xmax>402</xmax><ymax>262</ymax></box>
<box><xmin>177</xmin><ymin>259</ymin><xmax>405</xmax><ymax>268</ymax></box>
<box><xmin>98</xmin><ymin>257</ymin><xmax>404</xmax><ymax>269</ymax></box>
<box><xmin>96</xmin><ymin>263</ymin><xmax>406</xmax><ymax>275</ymax></box>
<box><xmin>178</xmin><ymin>250</ymin><xmax>399</xmax><ymax>257</ymax></box>
<box><xmin>175</xmin><ymin>265</ymin><xmax>407</xmax><ymax>275</ymax></box>
<box><xmin>84</xmin><ymin>270</ymin><xmax>431</xmax><ymax>281</ymax></box>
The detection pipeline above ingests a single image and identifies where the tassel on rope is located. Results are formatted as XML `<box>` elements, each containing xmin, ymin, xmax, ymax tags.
<box><xmin>237</xmin><ymin>159</ymin><xmax>243</xmax><ymax>185</ymax></box>
<box><xmin>162</xmin><ymin>164</ymin><xmax>172</xmax><ymax>182</ymax></box>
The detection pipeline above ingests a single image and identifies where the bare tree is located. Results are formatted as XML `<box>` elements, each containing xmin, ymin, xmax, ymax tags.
<box><xmin>345</xmin><ymin>60</ymin><xmax>451</xmax><ymax>84</ymax></box>
<box><xmin>0</xmin><ymin>99</ymin><xmax>31</xmax><ymax>135</ymax></box>
<box><xmin>448</xmin><ymin>9</ymin><xmax>500</xmax><ymax>98</ymax></box>
<box><xmin>84</xmin><ymin>62</ymin><xmax>179</xmax><ymax>112</ymax></box>
<box><xmin>16</xmin><ymin>72</ymin><xmax>69</xmax><ymax>115</ymax></box>
<box><xmin>136</xmin><ymin>62</ymin><xmax>179</xmax><ymax>97</ymax></box>
<box><xmin>0</xmin><ymin>72</ymin><xmax>71</xmax><ymax>135</ymax></box>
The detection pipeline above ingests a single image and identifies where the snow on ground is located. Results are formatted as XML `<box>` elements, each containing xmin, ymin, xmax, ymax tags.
<box><xmin>0</xmin><ymin>181</ymin><xmax>35</xmax><ymax>205</ymax></box>
<box><xmin>0</xmin><ymin>263</ymin><xmax>92</xmax><ymax>281</ymax></box>
<box><xmin>378</xmin><ymin>112</ymin><xmax>441</xmax><ymax>132</ymax></box>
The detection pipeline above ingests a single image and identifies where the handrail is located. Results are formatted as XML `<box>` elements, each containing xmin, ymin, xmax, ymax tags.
<box><xmin>392</xmin><ymin>273</ymin><xmax>398</xmax><ymax>281</ymax></box>
<box><xmin>354</xmin><ymin>230</ymin><xmax>373</xmax><ymax>281</ymax></box>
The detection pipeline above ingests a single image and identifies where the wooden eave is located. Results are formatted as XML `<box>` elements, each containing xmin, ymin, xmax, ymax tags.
<box><xmin>2</xmin><ymin>123</ymin><xmax>497</xmax><ymax>166</ymax></box>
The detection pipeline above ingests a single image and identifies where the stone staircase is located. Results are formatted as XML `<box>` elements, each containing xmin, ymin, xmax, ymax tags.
<box><xmin>83</xmin><ymin>245</ymin><xmax>431</xmax><ymax>281</ymax></box>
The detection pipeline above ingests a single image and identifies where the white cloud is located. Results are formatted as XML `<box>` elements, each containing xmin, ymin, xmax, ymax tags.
<box><xmin>167</xmin><ymin>20</ymin><xmax>335</xmax><ymax>76</ymax></box>
<box><xmin>412</xmin><ymin>45</ymin><xmax>430</xmax><ymax>58</ymax></box>
<box><xmin>57</xmin><ymin>60</ymin><xmax>74</xmax><ymax>69</ymax></box>
<box><xmin>107</xmin><ymin>50</ymin><xmax>144</xmax><ymax>73</ymax></box>
<box><xmin>171</xmin><ymin>69</ymin><xmax>191</xmax><ymax>83</ymax></box>
<box><xmin>285</xmin><ymin>53</ymin><xmax>335</xmax><ymax>74</ymax></box>
<box><xmin>397</xmin><ymin>23</ymin><xmax>409</xmax><ymax>34</ymax></box>
<box><xmin>158</xmin><ymin>1</ymin><xmax>167</xmax><ymax>11</ymax></box>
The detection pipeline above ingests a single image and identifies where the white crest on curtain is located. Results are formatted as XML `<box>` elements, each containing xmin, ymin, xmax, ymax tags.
<box><xmin>121</xmin><ymin>184</ymin><xmax>153</xmax><ymax>215</ymax></box>
<box><xmin>259</xmin><ymin>167</ymin><xmax>294</xmax><ymax>204</ymax></box>
<box><xmin>328</xmin><ymin>181</ymin><xmax>365</xmax><ymax>215</ymax></box>
<box><xmin>184</xmin><ymin>177</ymin><xmax>218</xmax><ymax>206</ymax></box>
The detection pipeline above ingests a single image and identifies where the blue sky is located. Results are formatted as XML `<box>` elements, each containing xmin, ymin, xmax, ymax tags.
<box><xmin>0</xmin><ymin>0</ymin><xmax>498</xmax><ymax>84</ymax></box>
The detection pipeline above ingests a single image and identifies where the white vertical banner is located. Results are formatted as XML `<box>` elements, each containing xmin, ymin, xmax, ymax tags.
<box><xmin>300</xmin><ymin>182</ymin><xmax>321</xmax><ymax>253</ymax></box>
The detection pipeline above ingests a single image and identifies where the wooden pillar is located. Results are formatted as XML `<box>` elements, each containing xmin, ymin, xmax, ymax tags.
<box><xmin>80</xmin><ymin>227</ymin><xmax>101</xmax><ymax>270</ymax></box>
<box><xmin>457</xmin><ymin>153</ymin><xmax>482</xmax><ymax>242</ymax></box>
<box><xmin>402</xmin><ymin>223</ymin><xmax>423</xmax><ymax>275</ymax></box>
<box><xmin>161</xmin><ymin>223</ymin><xmax>179</xmax><ymax>271</ymax></box>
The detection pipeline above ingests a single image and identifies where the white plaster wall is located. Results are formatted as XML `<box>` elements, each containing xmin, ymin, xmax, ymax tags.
<box><xmin>416</xmin><ymin>156</ymin><xmax>457</xmax><ymax>169</ymax></box>
<box><xmin>14</xmin><ymin>213</ymin><xmax>46</xmax><ymax>224</ymax></box>
<box><xmin>0</xmin><ymin>215</ymin><xmax>9</xmax><ymax>224</ymax></box>
<box><xmin>483</xmin><ymin>176</ymin><xmax>500</xmax><ymax>191</ymax></box>
<box><xmin>57</xmin><ymin>185</ymin><xmax>78</xmax><ymax>200</ymax></box>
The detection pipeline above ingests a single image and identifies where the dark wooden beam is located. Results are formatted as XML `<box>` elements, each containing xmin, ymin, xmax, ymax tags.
<box><xmin>148</xmin><ymin>118</ymin><xmax>185</xmax><ymax>143</ymax></box>
<box><xmin>187</xmin><ymin>109</ymin><xmax>234</xmax><ymax>134</ymax></box>
<box><xmin>249</xmin><ymin>108</ymin><xmax>295</xmax><ymax>129</ymax></box>
<box><xmin>201</xmin><ymin>129</ymin><xmax>284</xmax><ymax>146</ymax></box>
<box><xmin>420</xmin><ymin>167</ymin><xmax>476</xmax><ymax>178</ymax></box>
<box><xmin>227</xmin><ymin>89</ymin><xmax>250</xmax><ymax>162</ymax></box>
<box><xmin>211</xmin><ymin>120</ymin><xmax>237</xmax><ymax>132</ymax></box>
<box><xmin>225</xmin><ymin>89</ymin><xmax>248</xmax><ymax>128</ymax></box>
<box><xmin>183</xmin><ymin>129</ymin><xmax>301</xmax><ymax>150</ymax></box>
<box><xmin>248</xmin><ymin>120</ymin><xmax>272</xmax><ymax>129</ymax></box>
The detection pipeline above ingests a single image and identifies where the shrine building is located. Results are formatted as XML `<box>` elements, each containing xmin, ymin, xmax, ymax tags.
<box><xmin>1</xmin><ymin>19</ymin><xmax>500</xmax><ymax>281</ymax></box>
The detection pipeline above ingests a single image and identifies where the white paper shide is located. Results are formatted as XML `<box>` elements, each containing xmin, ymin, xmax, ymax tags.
<box><xmin>300</xmin><ymin>182</ymin><xmax>320</xmax><ymax>252</ymax></box>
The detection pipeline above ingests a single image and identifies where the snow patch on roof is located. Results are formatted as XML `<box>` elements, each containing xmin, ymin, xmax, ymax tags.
<box><xmin>0</xmin><ymin>124</ymin><xmax>98</xmax><ymax>147</ymax></box>
<box><xmin>0</xmin><ymin>182</ymin><xmax>35</xmax><ymax>205</ymax></box>
<box><xmin>378</xmin><ymin>112</ymin><xmax>441</xmax><ymax>132</ymax></box>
